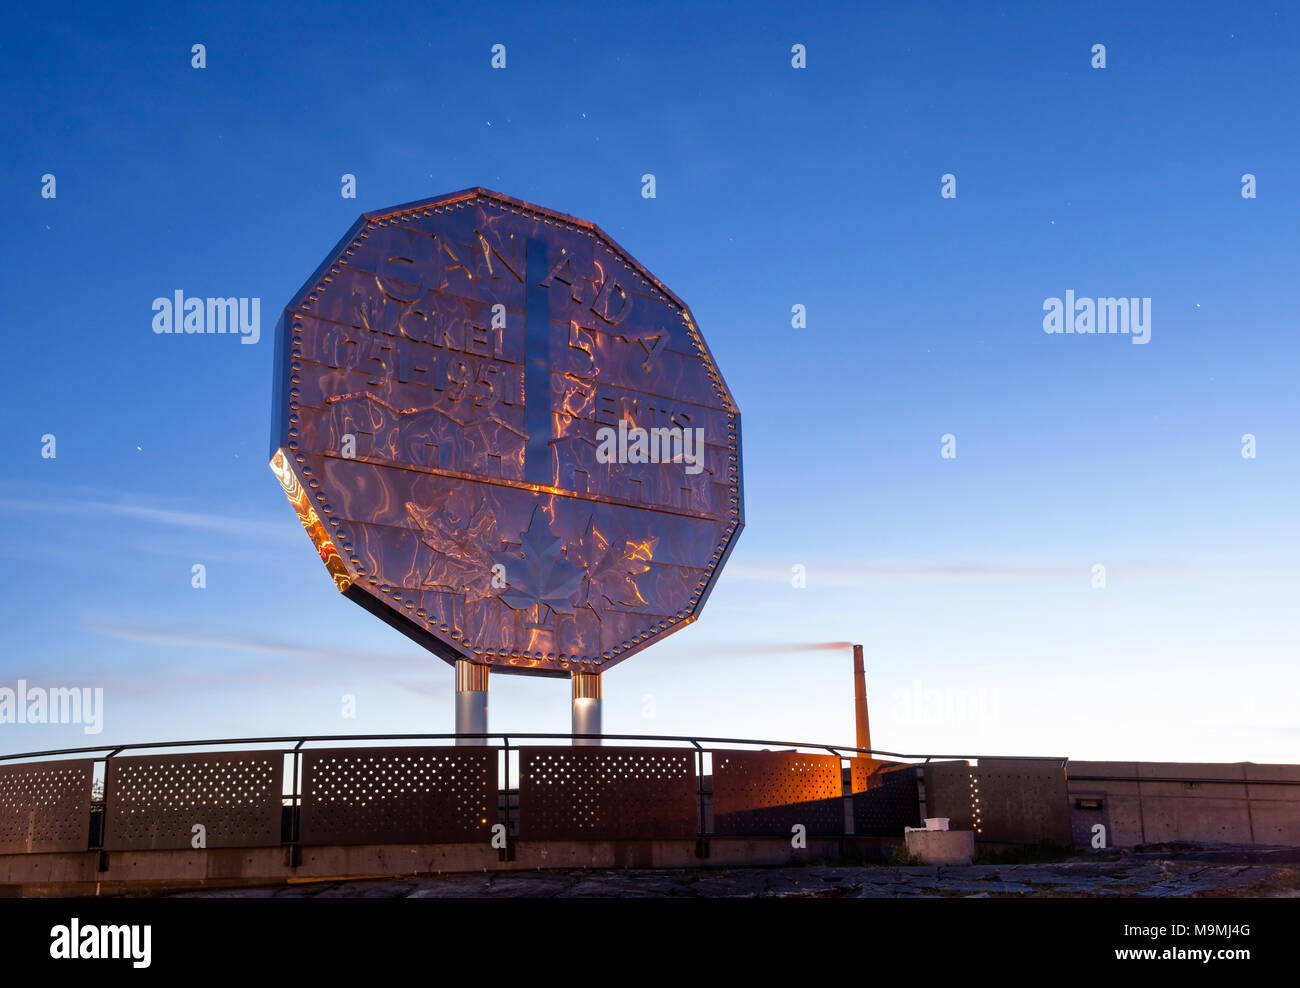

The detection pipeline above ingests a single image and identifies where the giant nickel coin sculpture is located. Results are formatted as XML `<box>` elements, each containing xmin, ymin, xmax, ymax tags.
<box><xmin>270</xmin><ymin>188</ymin><xmax>742</xmax><ymax>732</ymax></box>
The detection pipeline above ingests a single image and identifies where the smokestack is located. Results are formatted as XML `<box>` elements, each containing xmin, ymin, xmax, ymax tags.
<box><xmin>853</xmin><ymin>643</ymin><xmax>871</xmax><ymax>752</ymax></box>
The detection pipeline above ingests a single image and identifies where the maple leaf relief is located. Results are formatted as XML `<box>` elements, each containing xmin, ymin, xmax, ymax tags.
<box><xmin>493</xmin><ymin>507</ymin><xmax>584</xmax><ymax>614</ymax></box>
<box><xmin>406</xmin><ymin>493</ymin><xmax>498</xmax><ymax>599</ymax></box>
<box><xmin>569</xmin><ymin>515</ymin><xmax>658</xmax><ymax>616</ymax></box>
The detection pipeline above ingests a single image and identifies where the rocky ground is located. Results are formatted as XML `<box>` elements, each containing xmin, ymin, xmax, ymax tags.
<box><xmin>170</xmin><ymin>847</ymin><xmax>1300</xmax><ymax>899</ymax></box>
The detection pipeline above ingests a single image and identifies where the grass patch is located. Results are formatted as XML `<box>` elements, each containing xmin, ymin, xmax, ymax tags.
<box><xmin>973</xmin><ymin>841</ymin><xmax>1075</xmax><ymax>865</ymax></box>
<box><xmin>885</xmin><ymin>845</ymin><xmax>924</xmax><ymax>866</ymax></box>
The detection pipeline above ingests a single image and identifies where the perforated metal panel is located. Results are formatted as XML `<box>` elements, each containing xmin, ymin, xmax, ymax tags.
<box><xmin>850</xmin><ymin>757</ymin><xmax>880</xmax><ymax>794</ymax></box>
<box><xmin>104</xmin><ymin>751</ymin><xmax>283</xmax><ymax>850</ymax></box>
<box><xmin>711</xmin><ymin>750</ymin><xmax>842</xmax><ymax>836</ymax></box>
<box><xmin>923</xmin><ymin>760</ymin><xmax>977</xmax><ymax>832</ymax></box>
<box><xmin>300</xmin><ymin>746</ymin><xmax>497</xmax><ymax>845</ymax></box>
<box><xmin>852</xmin><ymin>765</ymin><xmax>922</xmax><ymax>836</ymax></box>
<box><xmin>973</xmin><ymin>758</ymin><xmax>1070</xmax><ymax>845</ymax></box>
<box><xmin>0</xmin><ymin>759</ymin><xmax>93</xmax><ymax>854</ymax></box>
<box><xmin>518</xmin><ymin>746</ymin><xmax>696</xmax><ymax>840</ymax></box>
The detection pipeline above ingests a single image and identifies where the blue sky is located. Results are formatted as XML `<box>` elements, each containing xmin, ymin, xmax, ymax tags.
<box><xmin>1</xmin><ymin>2</ymin><xmax>1296</xmax><ymax>763</ymax></box>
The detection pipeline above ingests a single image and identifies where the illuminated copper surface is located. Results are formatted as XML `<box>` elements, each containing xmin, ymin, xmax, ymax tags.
<box><xmin>271</xmin><ymin>188</ymin><xmax>743</xmax><ymax>676</ymax></box>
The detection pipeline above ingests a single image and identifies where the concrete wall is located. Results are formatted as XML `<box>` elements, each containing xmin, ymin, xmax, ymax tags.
<box><xmin>1067</xmin><ymin>761</ymin><xmax>1300</xmax><ymax>848</ymax></box>
<box><xmin>0</xmin><ymin>836</ymin><xmax>896</xmax><ymax>896</ymax></box>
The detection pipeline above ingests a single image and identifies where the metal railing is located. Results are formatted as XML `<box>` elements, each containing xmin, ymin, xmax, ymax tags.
<box><xmin>0</xmin><ymin>732</ymin><xmax>1070</xmax><ymax>863</ymax></box>
<box><xmin>0</xmin><ymin>731</ymin><xmax>1070</xmax><ymax>764</ymax></box>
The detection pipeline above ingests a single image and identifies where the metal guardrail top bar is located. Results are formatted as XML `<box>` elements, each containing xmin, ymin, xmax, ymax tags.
<box><xmin>0</xmin><ymin>732</ymin><xmax>1071</xmax><ymax>766</ymax></box>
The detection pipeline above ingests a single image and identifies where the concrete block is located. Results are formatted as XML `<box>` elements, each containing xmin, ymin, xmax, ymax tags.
<box><xmin>905</xmin><ymin>829</ymin><xmax>974</xmax><ymax>865</ymax></box>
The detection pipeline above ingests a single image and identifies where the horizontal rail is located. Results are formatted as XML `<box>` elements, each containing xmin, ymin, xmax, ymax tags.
<box><xmin>0</xmin><ymin>732</ymin><xmax>1069</xmax><ymax>765</ymax></box>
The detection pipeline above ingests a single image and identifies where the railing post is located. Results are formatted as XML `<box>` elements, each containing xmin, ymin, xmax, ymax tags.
<box><xmin>835</xmin><ymin>753</ymin><xmax>853</xmax><ymax>844</ymax></box>
<box><xmin>286</xmin><ymin>739</ymin><xmax>305</xmax><ymax>868</ymax></box>
<box><xmin>500</xmin><ymin>736</ymin><xmax>515</xmax><ymax>861</ymax></box>
<box><xmin>96</xmin><ymin>746</ymin><xmax>123</xmax><ymax>872</ymax></box>
<box><xmin>692</xmin><ymin>741</ymin><xmax>709</xmax><ymax>858</ymax></box>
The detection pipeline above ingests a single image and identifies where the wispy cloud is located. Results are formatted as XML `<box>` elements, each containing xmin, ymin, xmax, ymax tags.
<box><xmin>91</xmin><ymin>620</ymin><xmax>431</xmax><ymax>670</ymax></box>
<box><xmin>687</xmin><ymin>641</ymin><xmax>854</xmax><ymax>655</ymax></box>
<box><xmin>75</xmin><ymin>620</ymin><xmax>447</xmax><ymax>699</ymax></box>
<box><xmin>0</xmin><ymin>489</ymin><xmax>297</xmax><ymax>545</ymax></box>
<box><xmin>642</xmin><ymin>640</ymin><xmax>857</xmax><ymax>664</ymax></box>
<box><xmin>724</xmin><ymin>559</ymin><xmax>1298</xmax><ymax>586</ymax></box>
